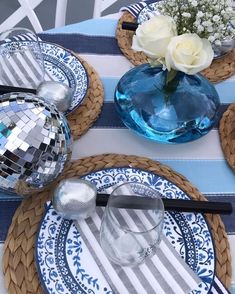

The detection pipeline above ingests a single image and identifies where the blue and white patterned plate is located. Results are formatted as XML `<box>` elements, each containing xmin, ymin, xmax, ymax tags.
<box><xmin>41</xmin><ymin>42</ymin><xmax>89</xmax><ymax>115</ymax></box>
<box><xmin>36</xmin><ymin>167</ymin><xmax>215</xmax><ymax>294</ymax></box>
<box><xmin>0</xmin><ymin>40</ymin><xmax>89</xmax><ymax>115</ymax></box>
<box><xmin>137</xmin><ymin>2</ymin><xmax>161</xmax><ymax>24</ymax></box>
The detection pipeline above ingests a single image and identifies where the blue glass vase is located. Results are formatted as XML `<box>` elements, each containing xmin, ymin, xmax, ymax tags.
<box><xmin>114</xmin><ymin>64</ymin><xmax>220</xmax><ymax>143</ymax></box>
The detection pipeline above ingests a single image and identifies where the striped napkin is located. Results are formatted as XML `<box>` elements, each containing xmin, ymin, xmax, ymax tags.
<box><xmin>0</xmin><ymin>33</ymin><xmax>45</xmax><ymax>88</ymax></box>
<box><xmin>76</xmin><ymin>205</ymin><xmax>201</xmax><ymax>294</ymax></box>
<box><xmin>120</xmin><ymin>0</ymin><xmax>160</xmax><ymax>20</ymax></box>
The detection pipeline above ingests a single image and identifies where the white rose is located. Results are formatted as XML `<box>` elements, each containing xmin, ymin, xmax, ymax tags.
<box><xmin>165</xmin><ymin>33</ymin><xmax>214</xmax><ymax>75</ymax></box>
<box><xmin>132</xmin><ymin>15</ymin><xmax>177</xmax><ymax>59</ymax></box>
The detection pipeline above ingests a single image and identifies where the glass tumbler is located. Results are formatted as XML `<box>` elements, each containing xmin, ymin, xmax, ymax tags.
<box><xmin>100</xmin><ymin>182</ymin><xmax>164</xmax><ymax>266</ymax></box>
<box><xmin>0</xmin><ymin>27</ymin><xmax>45</xmax><ymax>89</ymax></box>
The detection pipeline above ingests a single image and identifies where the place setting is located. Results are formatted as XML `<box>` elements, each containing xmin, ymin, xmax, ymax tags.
<box><xmin>0</xmin><ymin>27</ymin><xmax>104</xmax><ymax>141</ymax></box>
<box><xmin>2</xmin><ymin>154</ymin><xmax>232</xmax><ymax>294</ymax></box>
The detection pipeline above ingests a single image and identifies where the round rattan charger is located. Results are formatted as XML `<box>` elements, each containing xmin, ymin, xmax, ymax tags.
<box><xmin>116</xmin><ymin>12</ymin><xmax>235</xmax><ymax>83</ymax></box>
<box><xmin>3</xmin><ymin>154</ymin><xmax>232</xmax><ymax>293</ymax></box>
<box><xmin>67</xmin><ymin>53</ymin><xmax>103</xmax><ymax>140</ymax></box>
<box><xmin>219</xmin><ymin>103</ymin><xmax>235</xmax><ymax>171</ymax></box>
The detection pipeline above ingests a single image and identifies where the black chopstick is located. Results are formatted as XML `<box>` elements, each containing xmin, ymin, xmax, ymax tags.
<box><xmin>122</xmin><ymin>21</ymin><xmax>138</xmax><ymax>31</ymax></box>
<box><xmin>0</xmin><ymin>84</ymin><xmax>36</xmax><ymax>95</ymax></box>
<box><xmin>96</xmin><ymin>194</ymin><xmax>233</xmax><ymax>215</ymax></box>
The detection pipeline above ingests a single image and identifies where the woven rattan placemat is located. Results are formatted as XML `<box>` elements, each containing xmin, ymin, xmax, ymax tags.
<box><xmin>3</xmin><ymin>154</ymin><xmax>231</xmax><ymax>293</ymax></box>
<box><xmin>67</xmin><ymin>53</ymin><xmax>103</xmax><ymax>140</ymax></box>
<box><xmin>219</xmin><ymin>103</ymin><xmax>235</xmax><ymax>171</ymax></box>
<box><xmin>116</xmin><ymin>12</ymin><xmax>235</xmax><ymax>83</ymax></box>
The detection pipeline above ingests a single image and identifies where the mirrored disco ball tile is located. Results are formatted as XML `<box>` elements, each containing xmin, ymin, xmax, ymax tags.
<box><xmin>27</xmin><ymin>120</ymin><xmax>36</xmax><ymax>129</ymax></box>
<box><xmin>49</xmin><ymin>132</ymin><xmax>55</xmax><ymax>139</ymax></box>
<box><xmin>13</xmin><ymin>138</ymin><xmax>23</xmax><ymax>148</ymax></box>
<box><xmin>20</xmin><ymin>142</ymin><xmax>30</xmax><ymax>152</ymax></box>
<box><xmin>33</xmin><ymin>124</ymin><xmax>43</xmax><ymax>132</ymax></box>
<box><xmin>0</xmin><ymin>137</ymin><xmax>7</xmax><ymax>147</ymax></box>
<box><xmin>16</xmin><ymin>120</ymin><xmax>25</xmax><ymax>129</ymax></box>
<box><xmin>22</xmin><ymin>124</ymin><xmax>31</xmax><ymax>133</ymax></box>
<box><xmin>9</xmin><ymin>132</ymin><xmax>16</xmax><ymax>143</ymax></box>
<box><xmin>37</xmin><ymin>134</ymin><xmax>44</xmax><ymax>143</ymax></box>
<box><xmin>18</xmin><ymin>130</ymin><xmax>28</xmax><ymax>140</ymax></box>
<box><xmin>32</xmin><ymin>139</ymin><xmax>41</xmax><ymax>149</ymax></box>
<box><xmin>11</xmin><ymin>126</ymin><xmax>21</xmax><ymax>135</ymax></box>
<box><xmin>12</xmin><ymin>104</ymin><xmax>21</xmax><ymax>112</ymax></box>
<box><xmin>17</xmin><ymin>158</ymin><xmax>26</xmax><ymax>166</ymax></box>
<box><xmin>5</xmin><ymin>109</ymin><xmax>15</xmax><ymax>119</ymax></box>
<box><xmin>43</xmin><ymin>137</ymin><xmax>51</xmax><ymax>145</ymax></box>
<box><xmin>2</xmin><ymin>116</ymin><xmax>11</xmax><ymax>125</ymax></box>
<box><xmin>38</xmin><ymin>112</ymin><xmax>46</xmax><ymax>120</ymax></box>
<box><xmin>9</xmin><ymin>115</ymin><xmax>19</xmax><ymax>125</ymax></box>
<box><xmin>21</xmin><ymin>115</ymin><xmax>30</xmax><ymax>123</ymax></box>
<box><xmin>0</xmin><ymin>124</ymin><xmax>7</xmax><ymax>134</ymax></box>
<box><xmin>41</xmin><ymin>128</ymin><xmax>49</xmax><ymax>136</ymax></box>
<box><xmin>36</xmin><ymin>118</ymin><xmax>45</xmax><ymax>128</ymax></box>
<box><xmin>29</xmin><ymin>112</ymin><xmax>39</xmax><ymax>122</ymax></box>
<box><xmin>5</xmin><ymin>141</ymin><xmax>16</xmax><ymax>152</ymax></box>
<box><xmin>0</xmin><ymin>149</ymin><xmax>5</xmax><ymax>156</ymax></box>
<box><xmin>14</xmin><ymin>148</ymin><xmax>25</xmax><ymax>158</ymax></box>
<box><xmin>1</xmin><ymin>101</ymin><xmax>10</xmax><ymax>107</ymax></box>
<box><xmin>32</xmin><ymin>108</ymin><xmax>41</xmax><ymax>115</ymax></box>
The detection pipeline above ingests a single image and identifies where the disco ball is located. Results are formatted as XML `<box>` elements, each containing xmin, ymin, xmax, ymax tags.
<box><xmin>0</xmin><ymin>92</ymin><xmax>73</xmax><ymax>194</ymax></box>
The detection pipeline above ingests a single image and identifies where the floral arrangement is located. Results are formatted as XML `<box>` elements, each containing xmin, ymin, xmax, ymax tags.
<box><xmin>132</xmin><ymin>15</ymin><xmax>214</xmax><ymax>75</ymax></box>
<box><xmin>131</xmin><ymin>0</ymin><xmax>235</xmax><ymax>76</ymax></box>
<box><xmin>158</xmin><ymin>0</ymin><xmax>235</xmax><ymax>45</ymax></box>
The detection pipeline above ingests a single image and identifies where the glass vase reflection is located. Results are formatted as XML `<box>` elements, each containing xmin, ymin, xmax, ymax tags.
<box><xmin>114</xmin><ymin>64</ymin><xmax>220</xmax><ymax>144</ymax></box>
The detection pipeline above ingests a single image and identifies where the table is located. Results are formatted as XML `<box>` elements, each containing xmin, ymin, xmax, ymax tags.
<box><xmin>0</xmin><ymin>12</ymin><xmax>235</xmax><ymax>293</ymax></box>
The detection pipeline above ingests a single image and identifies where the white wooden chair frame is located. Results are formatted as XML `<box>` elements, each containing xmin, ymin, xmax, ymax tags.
<box><xmin>0</xmin><ymin>0</ymin><xmax>68</xmax><ymax>33</ymax></box>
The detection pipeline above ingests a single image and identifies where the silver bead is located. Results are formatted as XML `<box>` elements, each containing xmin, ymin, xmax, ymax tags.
<box><xmin>37</xmin><ymin>81</ymin><xmax>73</xmax><ymax>113</ymax></box>
<box><xmin>53</xmin><ymin>178</ymin><xmax>97</xmax><ymax>221</ymax></box>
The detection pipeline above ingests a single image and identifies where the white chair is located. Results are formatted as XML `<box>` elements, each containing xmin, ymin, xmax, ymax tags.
<box><xmin>0</xmin><ymin>0</ymin><xmax>68</xmax><ymax>33</ymax></box>
<box><xmin>93</xmin><ymin>0</ymin><xmax>120</xmax><ymax>18</ymax></box>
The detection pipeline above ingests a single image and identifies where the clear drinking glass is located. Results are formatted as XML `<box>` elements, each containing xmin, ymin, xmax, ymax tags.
<box><xmin>100</xmin><ymin>182</ymin><xmax>165</xmax><ymax>266</ymax></box>
<box><xmin>0</xmin><ymin>27</ymin><xmax>45</xmax><ymax>88</ymax></box>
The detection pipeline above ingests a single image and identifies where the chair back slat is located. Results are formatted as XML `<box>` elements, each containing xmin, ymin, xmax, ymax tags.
<box><xmin>93</xmin><ymin>0</ymin><xmax>119</xmax><ymax>18</ymax></box>
<box><xmin>0</xmin><ymin>0</ymin><xmax>68</xmax><ymax>33</ymax></box>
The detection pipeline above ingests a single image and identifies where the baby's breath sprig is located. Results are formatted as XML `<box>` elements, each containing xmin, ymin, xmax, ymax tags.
<box><xmin>158</xmin><ymin>0</ymin><xmax>235</xmax><ymax>45</ymax></box>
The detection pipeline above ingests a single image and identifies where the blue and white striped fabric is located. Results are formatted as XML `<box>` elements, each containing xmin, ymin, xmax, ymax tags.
<box><xmin>0</xmin><ymin>32</ymin><xmax>44</xmax><ymax>88</ymax></box>
<box><xmin>120</xmin><ymin>0</ymin><xmax>157</xmax><ymax>16</ymax></box>
<box><xmin>0</xmin><ymin>10</ymin><xmax>235</xmax><ymax>294</ymax></box>
<box><xmin>212</xmin><ymin>276</ymin><xmax>232</xmax><ymax>294</ymax></box>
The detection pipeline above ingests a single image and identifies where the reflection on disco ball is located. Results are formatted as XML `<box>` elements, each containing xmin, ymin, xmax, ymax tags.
<box><xmin>0</xmin><ymin>92</ymin><xmax>73</xmax><ymax>194</ymax></box>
